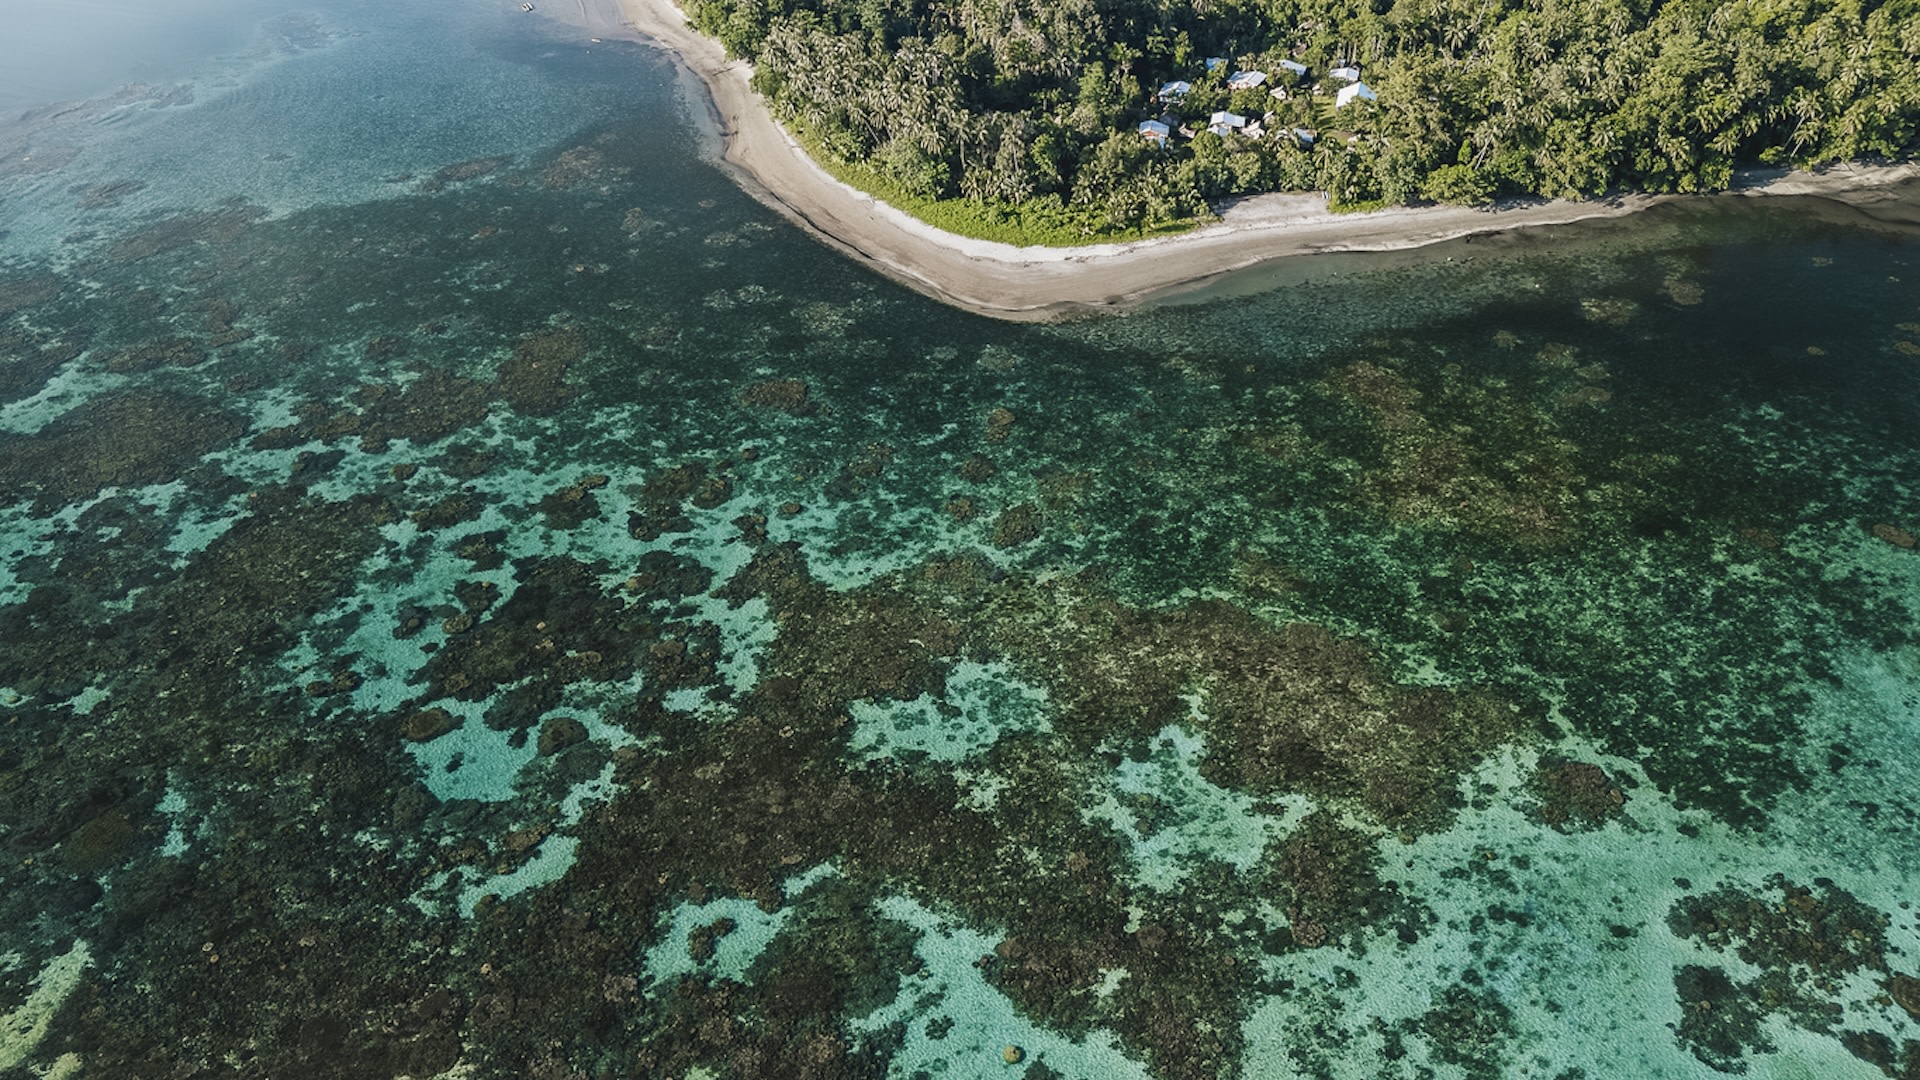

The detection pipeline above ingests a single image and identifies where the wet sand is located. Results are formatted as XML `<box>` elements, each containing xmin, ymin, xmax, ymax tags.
<box><xmin>549</xmin><ymin>0</ymin><xmax>1920</xmax><ymax>321</ymax></box>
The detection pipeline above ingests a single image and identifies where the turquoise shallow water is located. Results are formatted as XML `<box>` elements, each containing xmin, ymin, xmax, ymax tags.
<box><xmin>3</xmin><ymin>4</ymin><xmax>1920</xmax><ymax>1078</ymax></box>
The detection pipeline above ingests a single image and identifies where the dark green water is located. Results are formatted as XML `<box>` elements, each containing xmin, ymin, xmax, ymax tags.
<box><xmin>3</xmin><ymin>3</ymin><xmax>1920</xmax><ymax>1078</ymax></box>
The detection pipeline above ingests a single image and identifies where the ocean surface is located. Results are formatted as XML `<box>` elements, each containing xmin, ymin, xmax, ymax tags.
<box><xmin>2</xmin><ymin>2</ymin><xmax>1919</xmax><ymax>1078</ymax></box>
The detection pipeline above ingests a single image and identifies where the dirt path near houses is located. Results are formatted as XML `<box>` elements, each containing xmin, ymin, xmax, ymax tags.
<box><xmin>545</xmin><ymin>0</ymin><xmax>1920</xmax><ymax>321</ymax></box>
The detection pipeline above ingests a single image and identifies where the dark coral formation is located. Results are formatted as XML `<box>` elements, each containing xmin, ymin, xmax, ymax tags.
<box><xmin>0</xmin><ymin>390</ymin><xmax>246</xmax><ymax>513</ymax></box>
<box><xmin>252</xmin><ymin>369</ymin><xmax>504</xmax><ymax>454</ymax></box>
<box><xmin>738</xmin><ymin>378</ymin><xmax>815</xmax><ymax>414</ymax></box>
<box><xmin>417</xmin><ymin>154</ymin><xmax>513</xmax><ymax>193</ymax></box>
<box><xmin>1530</xmin><ymin>756</ymin><xmax>1628</xmax><ymax>830</ymax></box>
<box><xmin>1415</xmin><ymin>985</ymin><xmax>1516</xmax><ymax>1078</ymax></box>
<box><xmin>859</xmin><ymin>557</ymin><xmax>1515</xmax><ymax>834</ymax></box>
<box><xmin>538</xmin><ymin>140</ymin><xmax>631</xmax><ymax>190</ymax></box>
<box><xmin>0</xmin><ymin>271</ymin><xmax>64</xmax><ymax>315</ymax></box>
<box><xmin>538</xmin><ymin>474</ymin><xmax>607</xmax><ymax>530</ymax></box>
<box><xmin>100</xmin><ymin>336</ymin><xmax>207</xmax><ymax>372</ymax></box>
<box><xmin>0</xmin><ymin>326</ymin><xmax>87</xmax><ymax>402</ymax></box>
<box><xmin>496</xmin><ymin>327</ymin><xmax>588</xmax><ymax>416</ymax></box>
<box><xmin>211</xmin><ymin>533</ymin><xmax>1483</xmax><ymax>1080</ymax></box>
<box><xmin>1872</xmin><ymin>522</ymin><xmax>1917</xmax><ymax>549</ymax></box>
<box><xmin>103</xmin><ymin>201</ymin><xmax>266</xmax><ymax>264</ymax></box>
<box><xmin>417</xmin><ymin>556</ymin><xmax>640</xmax><ymax>703</ymax></box>
<box><xmin>73</xmin><ymin>178</ymin><xmax>147</xmax><ymax>209</ymax></box>
<box><xmin>1669</xmin><ymin>876</ymin><xmax>1920</xmax><ymax>1074</ymax></box>
<box><xmin>1324</xmin><ymin>359</ymin><xmax>1584</xmax><ymax>547</ymax></box>
<box><xmin>0</xmin><ymin>489</ymin><xmax>436</xmax><ymax>1077</ymax></box>
<box><xmin>636</xmin><ymin>878</ymin><xmax>916</xmax><ymax>1078</ymax></box>
<box><xmin>990</xmin><ymin>501</ymin><xmax>1041</xmax><ymax>547</ymax></box>
<box><xmin>1262</xmin><ymin>809</ymin><xmax>1392</xmax><ymax>948</ymax></box>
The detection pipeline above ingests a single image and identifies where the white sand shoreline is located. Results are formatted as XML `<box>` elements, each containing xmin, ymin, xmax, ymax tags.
<box><xmin>552</xmin><ymin>0</ymin><xmax>1920</xmax><ymax>321</ymax></box>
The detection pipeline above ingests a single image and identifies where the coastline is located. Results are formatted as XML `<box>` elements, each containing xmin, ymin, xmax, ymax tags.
<box><xmin>560</xmin><ymin>0</ymin><xmax>1919</xmax><ymax>321</ymax></box>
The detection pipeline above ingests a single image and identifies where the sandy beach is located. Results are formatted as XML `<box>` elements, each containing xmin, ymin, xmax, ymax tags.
<box><xmin>551</xmin><ymin>0</ymin><xmax>1920</xmax><ymax>320</ymax></box>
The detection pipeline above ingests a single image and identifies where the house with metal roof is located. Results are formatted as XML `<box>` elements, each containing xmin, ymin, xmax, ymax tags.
<box><xmin>1335</xmin><ymin>81</ymin><xmax>1377</xmax><ymax>107</ymax></box>
<box><xmin>1207</xmin><ymin>110</ymin><xmax>1248</xmax><ymax>136</ymax></box>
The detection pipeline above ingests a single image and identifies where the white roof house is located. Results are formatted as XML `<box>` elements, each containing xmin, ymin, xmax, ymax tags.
<box><xmin>1329</xmin><ymin>65</ymin><xmax>1362</xmax><ymax>82</ymax></box>
<box><xmin>1207</xmin><ymin>110</ymin><xmax>1248</xmax><ymax>136</ymax></box>
<box><xmin>1291</xmin><ymin>127</ymin><xmax>1316</xmax><ymax>145</ymax></box>
<box><xmin>1157</xmin><ymin>80</ymin><xmax>1193</xmax><ymax>102</ymax></box>
<box><xmin>1227</xmin><ymin>70</ymin><xmax>1267</xmax><ymax>90</ymax></box>
<box><xmin>1335</xmin><ymin>81</ymin><xmax>1377</xmax><ymax>107</ymax></box>
<box><xmin>1138</xmin><ymin>119</ymin><xmax>1172</xmax><ymax>141</ymax></box>
<box><xmin>1205</xmin><ymin>57</ymin><xmax>1228</xmax><ymax>73</ymax></box>
<box><xmin>1277</xmin><ymin>59</ymin><xmax>1309</xmax><ymax>77</ymax></box>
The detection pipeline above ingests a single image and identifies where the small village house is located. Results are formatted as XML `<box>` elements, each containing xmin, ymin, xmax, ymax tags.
<box><xmin>1335</xmin><ymin>81</ymin><xmax>1376</xmax><ymax>107</ymax></box>
<box><xmin>1207</xmin><ymin>110</ymin><xmax>1248</xmax><ymax>136</ymax></box>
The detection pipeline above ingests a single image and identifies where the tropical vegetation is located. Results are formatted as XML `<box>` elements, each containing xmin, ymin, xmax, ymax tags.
<box><xmin>679</xmin><ymin>0</ymin><xmax>1920</xmax><ymax>236</ymax></box>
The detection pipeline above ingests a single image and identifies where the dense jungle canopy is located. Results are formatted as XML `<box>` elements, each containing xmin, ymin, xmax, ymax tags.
<box><xmin>680</xmin><ymin>0</ymin><xmax>1920</xmax><ymax>230</ymax></box>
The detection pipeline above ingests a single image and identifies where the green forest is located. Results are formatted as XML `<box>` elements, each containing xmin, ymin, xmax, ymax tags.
<box><xmin>679</xmin><ymin>0</ymin><xmax>1920</xmax><ymax>238</ymax></box>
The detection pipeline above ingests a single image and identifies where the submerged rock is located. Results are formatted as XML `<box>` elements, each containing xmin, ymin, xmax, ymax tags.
<box><xmin>738</xmin><ymin>378</ymin><xmax>814</xmax><ymax>414</ymax></box>
<box><xmin>1323</xmin><ymin>359</ymin><xmax>1584</xmax><ymax>547</ymax></box>
<box><xmin>1668</xmin><ymin>875</ymin><xmax>1906</xmax><ymax>1072</ymax></box>
<box><xmin>990</xmin><ymin>502</ymin><xmax>1040</xmax><ymax>547</ymax></box>
<box><xmin>536</xmin><ymin>716</ymin><xmax>587</xmax><ymax>756</ymax></box>
<box><xmin>0</xmin><ymin>390</ymin><xmax>246</xmax><ymax>513</ymax></box>
<box><xmin>416</xmin><ymin>154</ymin><xmax>511</xmax><ymax>192</ymax></box>
<box><xmin>1871</xmin><ymin>522</ymin><xmax>1916</xmax><ymax>548</ymax></box>
<box><xmin>400</xmin><ymin>708</ymin><xmax>458</xmax><ymax>743</ymax></box>
<box><xmin>0</xmin><ymin>271</ymin><xmax>63</xmax><ymax>315</ymax></box>
<box><xmin>1530</xmin><ymin>756</ymin><xmax>1627</xmax><ymax>829</ymax></box>
<box><xmin>496</xmin><ymin>327</ymin><xmax>587</xmax><ymax>416</ymax></box>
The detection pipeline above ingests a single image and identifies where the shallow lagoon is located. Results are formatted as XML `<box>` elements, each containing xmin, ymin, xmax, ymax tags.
<box><xmin>2</xmin><ymin>2</ymin><xmax>1919</xmax><ymax>1078</ymax></box>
